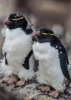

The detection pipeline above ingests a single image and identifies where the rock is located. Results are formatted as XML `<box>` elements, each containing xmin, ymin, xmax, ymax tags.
<box><xmin>0</xmin><ymin>72</ymin><xmax>71</xmax><ymax>100</ymax></box>
<box><xmin>33</xmin><ymin>95</ymin><xmax>56</xmax><ymax>100</ymax></box>
<box><xmin>16</xmin><ymin>83</ymin><xmax>41</xmax><ymax>100</ymax></box>
<box><xmin>5</xmin><ymin>84</ymin><xmax>15</xmax><ymax>92</ymax></box>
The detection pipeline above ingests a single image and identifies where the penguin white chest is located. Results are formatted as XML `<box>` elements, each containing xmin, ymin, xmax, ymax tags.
<box><xmin>33</xmin><ymin>42</ymin><xmax>65</xmax><ymax>86</ymax></box>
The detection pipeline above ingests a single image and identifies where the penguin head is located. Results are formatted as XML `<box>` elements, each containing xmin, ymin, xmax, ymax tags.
<box><xmin>32</xmin><ymin>28</ymin><xmax>54</xmax><ymax>42</ymax></box>
<box><xmin>35</xmin><ymin>28</ymin><xmax>54</xmax><ymax>37</ymax></box>
<box><xmin>3</xmin><ymin>13</ymin><xmax>27</xmax><ymax>29</ymax></box>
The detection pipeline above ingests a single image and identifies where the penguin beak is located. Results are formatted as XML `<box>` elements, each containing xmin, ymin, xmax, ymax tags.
<box><xmin>32</xmin><ymin>31</ymin><xmax>40</xmax><ymax>37</ymax></box>
<box><xmin>3</xmin><ymin>20</ymin><xmax>11</xmax><ymax>25</ymax></box>
<box><xmin>34</xmin><ymin>32</ymin><xmax>40</xmax><ymax>36</ymax></box>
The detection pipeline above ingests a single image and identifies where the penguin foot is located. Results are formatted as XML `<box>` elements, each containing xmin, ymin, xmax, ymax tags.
<box><xmin>16</xmin><ymin>78</ymin><xmax>25</xmax><ymax>86</ymax></box>
<box><xmin>37</xmin><ymin>85</ymin><xmax>50</xmax><ymax>92</ymax></box>
<box><xmin>49</xmin><ymin>90</ymin><xmax>59</xmax><ymax>97</ymax></box>
<box><xmin>3</xmin><ymin>74</ymin><xmax>17</xmax><ymax>85</ymax></box>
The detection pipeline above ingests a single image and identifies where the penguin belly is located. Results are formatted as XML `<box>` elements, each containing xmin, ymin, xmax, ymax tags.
<box><xmin>6</xmin><ymin>36</ymin><xmax>35</xmax><ymax>80</ymax></box>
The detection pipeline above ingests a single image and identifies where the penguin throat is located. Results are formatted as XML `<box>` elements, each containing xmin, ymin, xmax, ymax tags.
<box><xmin>38</xmin><ymin>36</ymin><xmax>52</xmax><ymax>43</ymax></box>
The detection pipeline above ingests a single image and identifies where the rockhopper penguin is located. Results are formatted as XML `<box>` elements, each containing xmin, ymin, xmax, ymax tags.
<box><xmin>33</xmin><ymin>28</ymin><xmax>70</xmax><ymax>92</ymax></box>
<box><xmin>1</xmin><ymin>13</ymin><xmax>35</xmax><ymax>85</ymax></box>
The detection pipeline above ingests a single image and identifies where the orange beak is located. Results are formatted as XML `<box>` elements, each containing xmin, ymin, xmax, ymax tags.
<box><xmin>3</xmin><ymin>20</ymin><xmax>8</xmax><ymax>25</ymax></box>
<box><xmin>3</xmin><ymin>20</ymin><xmax>11</xmax><ymax>25</ymax></box>
<box><xmin>34</xmin><ymin>32</ymin><xmax>40</xmax><ymax>36</ymax></box>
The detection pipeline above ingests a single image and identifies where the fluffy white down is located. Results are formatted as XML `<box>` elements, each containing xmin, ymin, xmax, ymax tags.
<box><xmin>1</xmin><ymin>28</ymin><xmax>35</xmax><ymax>80</ymax></box>
<box><xmin>33</xmin><ymin>42</ymin><xmax>65</xmax><ymax>92</ymax></box>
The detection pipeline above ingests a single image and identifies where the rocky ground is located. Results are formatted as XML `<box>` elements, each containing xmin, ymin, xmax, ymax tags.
<box><xmin>0</xmin><ymin>73</ymin><xmax>71</xmax><ymax>100</ymax></box>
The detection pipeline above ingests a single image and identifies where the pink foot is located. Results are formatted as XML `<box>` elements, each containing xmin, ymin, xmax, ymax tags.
<box><xmin>3</xmin><ymin>75</ymin><xmax>17</xmax><ymax>85</ymax></box>
<box><xmin>37</xmin><ymin>85</ymin><xmax>50</xmax><ymax>92</ymax></box>
<box><xmin>16</xmin><ymin>78</ymin><xmax>25</xmax><ymax>86</ymax></box>
<box><xmin>49</xmin><ymin>90</ymin><xmax>59</xmax><ymax>97</ymax></box>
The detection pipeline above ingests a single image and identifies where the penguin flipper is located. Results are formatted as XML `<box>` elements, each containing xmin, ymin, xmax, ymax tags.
<box><xmin>5</xmin><ymin>52</ymin><xmax>8</xmax><ymax>65</ymax></box>
<box><xmin>59</xmin><ymin>53</ymin><xmax>70</xmax><ymax>80</ymax></box>
<box><xmin>22</xmin><ymin>50</ymin><xmax>33</xmax><ymax>70</ymax></box>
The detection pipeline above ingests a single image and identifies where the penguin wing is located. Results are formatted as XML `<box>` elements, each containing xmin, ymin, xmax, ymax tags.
<box><xmin>22</xmin><ymin>50</ymin><xmax>33</xmax><ymax>70</ymax></box>
<box><xmin>59</xmin><ymin>53</ymin><xmax>70</xmax><ymax>80</ymax></box>
<box><xmin>5</xmin><ymin>52</ymin><xmax>8</xmax><ymax>65</ymax></box>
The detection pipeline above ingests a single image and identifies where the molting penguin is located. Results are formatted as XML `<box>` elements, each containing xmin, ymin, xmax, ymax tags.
<box><xmin>1</xmin><ymin>13</ymin><xmax>35</xmax><ymax>85</ymax></box>
<box><xmin>33</xmin><ymin>28</ymin><xmax>70</xmax><ymax>92</ymax></box>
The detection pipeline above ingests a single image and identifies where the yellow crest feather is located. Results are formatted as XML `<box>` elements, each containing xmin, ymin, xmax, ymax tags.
<box><xmin>12</xmin><ymin>17</ymin><xmax>23</xmax><ymax>21</ymax></box>
<box><xmin>42</xmin><ymin>33</ymin><xmax>54</xmax><ymax>36</ymax></box>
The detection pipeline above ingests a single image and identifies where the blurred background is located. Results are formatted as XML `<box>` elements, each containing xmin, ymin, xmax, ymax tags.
<box><xmin>0</xmin><ymin>0</ymin><xmax>71</xmax><ymax>60</ymax></box>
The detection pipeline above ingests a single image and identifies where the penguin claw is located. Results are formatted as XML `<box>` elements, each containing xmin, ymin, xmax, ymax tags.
<box><xmin>16</xmin><ymin>78</ymin><xmax>25</xmax><ymax>86</ymax></box>
<box><xmin>49</xmin><ymin>90</ymin><xmax>59</xmax><ymax>98</ymax></box>
<box><xmin>3</xmin><ymin>75</ymin><xmax>17</xmax><ymax>85</ymax></box>
<box><xmin>36</xmin><ymin>85</ymin><xmax>50</xmax><ymax>92</ymax></box>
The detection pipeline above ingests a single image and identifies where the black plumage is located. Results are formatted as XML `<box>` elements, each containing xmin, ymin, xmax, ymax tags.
<box><xmin>4</xmin><ymin>52</ymin><xmax>8</xmax><ymax>65</ymax></box>
<box><xmin>59</xmin><ymin>53</ymin><xmax>70</xmax><ymax>80</ymax></box>
<box><xmin>22</xmin><ymin>50</ymin><xmax>33</xmax><ymax>70</ymax></box>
